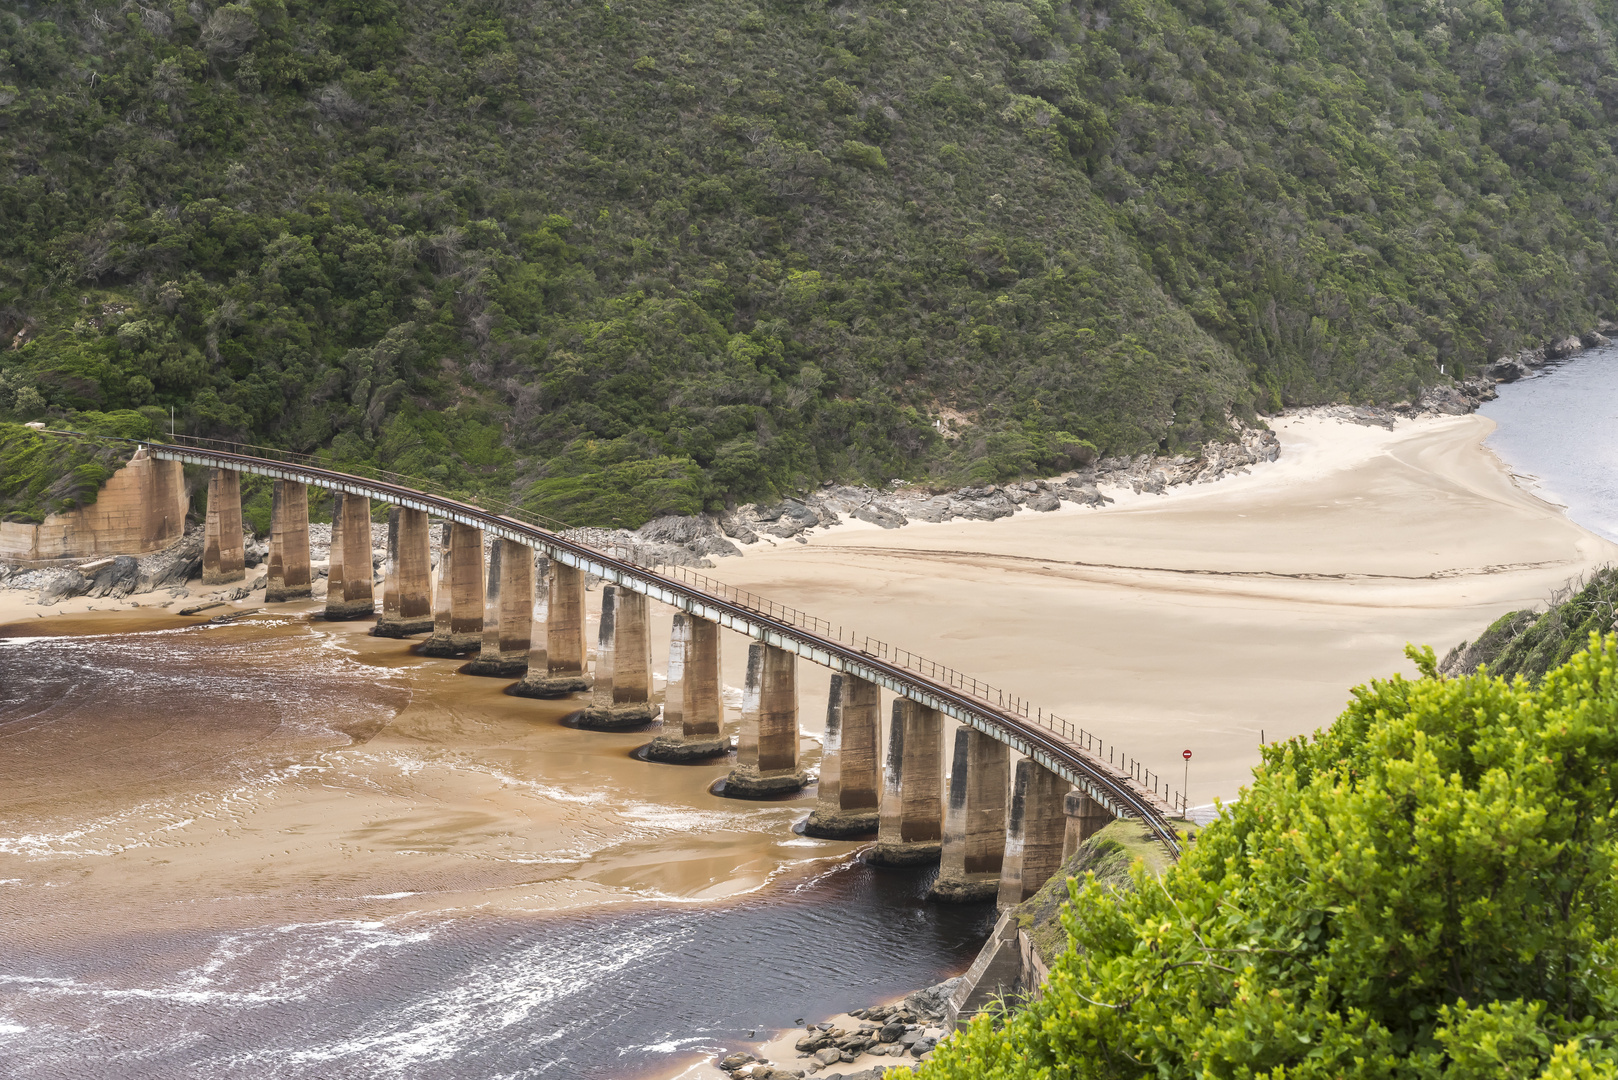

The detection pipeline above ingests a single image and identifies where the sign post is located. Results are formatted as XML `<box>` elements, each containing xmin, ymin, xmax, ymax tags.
<box><xmin>1181</xmin><ymin>749</ymin><xmax>1192</xmax><ymax>815</ymax></box>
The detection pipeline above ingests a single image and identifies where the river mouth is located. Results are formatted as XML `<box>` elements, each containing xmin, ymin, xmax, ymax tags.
<box><xmin>0</xmin><ymin>609</ymin><xmax>991</xmax><ymax>1077</ymax></box>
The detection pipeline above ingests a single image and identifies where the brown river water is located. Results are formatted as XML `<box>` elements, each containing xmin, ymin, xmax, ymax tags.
<box><xmin>0</xmin><ymin>608</ymin><xmax>993</xmax><ymax>1079</ymax></box>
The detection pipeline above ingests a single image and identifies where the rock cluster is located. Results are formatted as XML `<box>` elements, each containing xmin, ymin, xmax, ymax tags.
<box><xmin>705</xmin><ymin>424</ymin><xmax>1282</xmax><ymax>553</ymax></box>
<box><xmin>1487</xmin><ymin>326</ymin><xmax>1615</xmax><ymax>383</ymax></box>
<box><xmin>0</xmin><ymin>525</ymin><xmax>271</xmax><ymax>605</ymax></box>
<box><xmin>715</xmin><ymin>977</ymin><xmax>960</xmax><ymax>1079</ymax></box>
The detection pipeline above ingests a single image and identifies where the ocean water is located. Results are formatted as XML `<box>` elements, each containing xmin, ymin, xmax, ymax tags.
<box><xmin>0</xmin><ymin>861</ymin><xmax>988</xmax><ymax>1080</ymax></box>
<box><xmin>0</xmin><ymin>621</ymin><xmax>993</xmax><ymax>1079</ymax></box>
<box><xmin>1479</xmin><ymin>348</ymin><xmax>1618</xmax><ymax>543</ymax></box>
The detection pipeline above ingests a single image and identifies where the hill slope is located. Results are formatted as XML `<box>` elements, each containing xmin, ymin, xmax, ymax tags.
<box><xmin>4</xmin><ymin>0</ymin><xmax>1618</xmax><ymax>524</ymax></box>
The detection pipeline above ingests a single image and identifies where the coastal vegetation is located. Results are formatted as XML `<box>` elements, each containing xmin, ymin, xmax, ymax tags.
<box><xmin>0</xmin><ymin>420</ymin><xmax>137</xmax><ymax>523</ymax></box>
<box><xmin>6</xmin><ymin>0</ymin><xmax>1618</xmax><ymax>525</ymax></box>
<box><xmin>905</xmin><ymin>635</ymin><xmax>1618</xmax><ymax>1079</ymax></box>
<box><xmin>1443</xmin><ymin>568</ymin><xmax>1618</xmax><ymax>685</ymax></box>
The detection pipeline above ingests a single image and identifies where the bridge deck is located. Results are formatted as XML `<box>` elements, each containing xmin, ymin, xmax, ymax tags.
<box><xmin>139</xmin><ymin>436</ymin><xmax>1185</xmax><ymax>856</ymax></box>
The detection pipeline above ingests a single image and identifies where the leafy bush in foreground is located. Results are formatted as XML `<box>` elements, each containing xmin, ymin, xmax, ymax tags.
<box><xmin>905</xmin><ymin>636</ymin><xmax>1618</xmax><ymax>1079</ymax></box>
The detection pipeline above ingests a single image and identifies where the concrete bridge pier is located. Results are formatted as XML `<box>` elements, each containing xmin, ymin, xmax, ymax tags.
<box><xmin>265</xmin><ymin>480</ymin><xmax>311</xmax><ymax>602</ymax></box>
<box><xmin>510</xmin><ymin>562</ymin><xmax>590</xmax><ymax>697</ymax></box>
<box><xmin>465</xmin><ymin>539</ymin><xmax>534</xmax><ymax>677</ymax></box>
<box><xmin>931</xmin><ymin>727</ymin><xmax>1010</xmax><ymax>902</ymax></box>
<box><xmin>1062</xmin><ymin>790</ymin><xmax>1113</xmax><ymax>860</ymax></box>
<box><xmin>517</xmin><ymin>555</ymin><xmax>550</xmax><ymax>676</ymax></box>
<box><xmin>724</xmin><ymin>643</ymin><xmax>808</xmax><ymax>797</ymax></box>
<box><xmin>646</xmin><ymin>614</ymin><xmax>729</xmax><ymax>762</ymax></box>
<box><xmin>419</xmin><ymin>522</ymin><xmax>484</xmax><ymax>655</ymax></box>
<box><xmin>803</xmin><ymin>673</ymin><xmax>881</xmax><ymax>837</ymax></box>
<box><xmin>870</xmin><ymin>699</ymin><xmax>945</xmax><ymax>865</ymax></box>
<box><xmin>373</xmin><ymin>507</ymin><xmax>433</xmax><ymax>636</ymax></box>
<box><xmin>579</xmin><ymin>585</ymin><xmax>656</xmax><ymax>729</ymax></box>
<box><xmin>324</xmin><ymin>493</ymin><xmax>376</xmax><ymax>621</ymax></box>
<box><xmin>201</xmin><ymin>468</ymin><xmax>246</xmax><ymax>585</ymax></box>
<box><xmin>997</xmin><ymin>759</ymin><xmax>1072</xmax><ymax>909</ymax></box>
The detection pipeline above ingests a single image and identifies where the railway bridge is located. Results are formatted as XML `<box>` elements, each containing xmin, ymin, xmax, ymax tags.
<box><xmin>140</xmin><ymin>434</ymin><xmax>1187</xmax><ymax>905</ymax></box>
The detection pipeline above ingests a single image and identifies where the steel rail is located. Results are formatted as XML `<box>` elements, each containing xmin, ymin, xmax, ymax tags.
<box><xmin>54</xmin><ymin>431</ymin><xmax>1184</xmax><ymax>855</ymax></box>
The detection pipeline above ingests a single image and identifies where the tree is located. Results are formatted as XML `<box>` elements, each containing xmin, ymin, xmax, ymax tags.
<box><xmin>907</xmin><ymin>636</ymin><xmax>1618</xmax><ymax>1079</ymax></box>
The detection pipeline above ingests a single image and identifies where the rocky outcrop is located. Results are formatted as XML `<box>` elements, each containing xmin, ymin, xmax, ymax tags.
<box><xmin>710</xmin><ymin>423</ymin><xmax>1280</xmax><ymax>549</ymax></box>
<box><xmin>1487</xmin><ymin>324</ymin><xmax>1614</xmax><ymax>383</ymax></box>
<box><xmin>0</xmin><ymin>523</ymin><xmax>273</xmax><ymax>605</ymax></box>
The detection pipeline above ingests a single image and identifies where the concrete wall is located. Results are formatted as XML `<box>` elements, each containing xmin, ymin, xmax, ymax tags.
<box><xmin>0</xmin><ymin>450</ymin><xmax>187</xmax><ymax>565</ymax></box>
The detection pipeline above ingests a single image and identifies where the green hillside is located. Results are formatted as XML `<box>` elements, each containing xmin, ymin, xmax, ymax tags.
<box><xmin>3</xmin><ymin>0</ymin><xmax>1617</xmax><ymax>524</ymax></box>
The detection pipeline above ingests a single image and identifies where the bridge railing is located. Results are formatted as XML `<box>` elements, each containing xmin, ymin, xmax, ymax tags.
<box><xmin>575</xmin><ymin>531</ymin><xmax>1190</xmax><ymax>817</ymax></box>
<box><xmin>140</xmin><ymin>431</ymin><xmax>1190</xmax><ymax>818</ymax></box>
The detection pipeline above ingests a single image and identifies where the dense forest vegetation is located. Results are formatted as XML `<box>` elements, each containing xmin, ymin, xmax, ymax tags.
<box><xmin>907</xmin><ymin>636</ymin><xmax>1618</xmax><ymax>1079</ymax></box>
<box><xmin>4</xmin><ymin>0</ymin><xmax>1618</xmax><ymax>524</ymax></box>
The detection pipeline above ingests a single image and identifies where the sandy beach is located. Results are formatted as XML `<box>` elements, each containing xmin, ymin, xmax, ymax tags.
<box><xmin>691</xmin><ymin>410</ymin><xmax>1616</xmax><ymax>816</ymax></box>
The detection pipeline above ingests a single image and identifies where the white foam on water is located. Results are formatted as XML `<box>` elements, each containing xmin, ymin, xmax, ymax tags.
<box><xmin>240</xmin><ymin>916</ymin><xmax>688</xmax><ymax>1073</ymax></box>
<box><xmin>1</xmin><ymin>920</ymin><xmax>439</xmax><ymax>1010</ymax></box>
<box><xmin>619</xmin><ymin>1035</ymin><xmax>711</xmax><ymax>1055</ymax></box>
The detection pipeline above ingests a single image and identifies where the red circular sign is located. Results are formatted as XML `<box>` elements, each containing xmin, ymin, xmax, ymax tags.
<box><xmin>1182</xmin><ymin>749</ymin><xmax>1193</xmax><ymax>760</ymax></box>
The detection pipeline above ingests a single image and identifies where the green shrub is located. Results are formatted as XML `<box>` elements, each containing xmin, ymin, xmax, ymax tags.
<box><xmin>908</xmin><ymin>637</ymin><xmax>1618</xmax><ymax>1079</ymax></box>
<box><xmin>840</xmin><ymin>140</ymin><xmax>887</xmax><ymax>171</ymax></box>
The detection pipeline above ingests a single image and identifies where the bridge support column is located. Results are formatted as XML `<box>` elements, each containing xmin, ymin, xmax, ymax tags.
<box><xmin>465</xmin><ymin>539</ymin><xmax>533</xmax><ymax>677</ymax></box>
<box><xmin>725</xmin><ymin>643</ymin><xmax>807</xmax><ymax>797</ymax></box>
<box><xmin>931</xmin><ymin>727</ymin><xmax>1010</xmax><ymax>901</ymax></box>
<box><xmin>324</xmin><ymin>493</ymin><xmax>376</xmax><ymax>620</ymax></box>
<box><xmin>870</xmin><ymin>699</ymin><xmax>944</xmax><ymax>865</ymax></box>
<box><xmin>646</xmin><ymin>613</ymin><xmax>729</xmax><ymax>762</ymax></box>
<box><xmin>202</xmin><ymin>468</ymin><xmax>245</xmax><ymax>585</ymax></box>
<box><xmin>579</xmin><ymin>585</ymin><xmax>655</xmax><ymax>729</ymax></box>
<box><xmin>374</xmin><ymin>507</ymin><xmax>433</xmax><ymax>636</ymax></box>
<box><xmin>420</xmin><ymin>522</ymin><xmax>484</xmax><ymax>655</ymax></box>
<box><xmin>1062</xmin><ymin>790</ymin><xmax>1113</xmax><ymax>860</ymax></box>
<box><xmin>265</xmin><ymin>480</ymin><xmax>311</xmax><ymax>602</ymax></box>
<box><xmin>804</xmin><ymin>673</ymin><xmax>881</xmax><ymax>837</ymax></box>
<box><xmin>997</xmin><ymin>759</ymin><xmax>1071</xmax><ymax>909</ymax></box>
<box><xmin>511</xmin><ymin>561</ymin><xmax>590</xmax><ymax>697</ymax></box>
